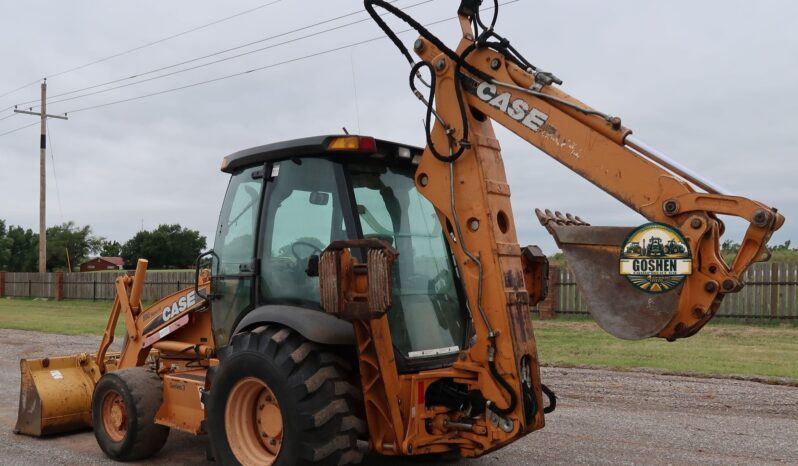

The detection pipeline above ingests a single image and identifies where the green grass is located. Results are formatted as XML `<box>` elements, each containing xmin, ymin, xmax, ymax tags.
<box><xmin>0</xmin><ymin>297</ymin><xmax>126</xmax><ymax>336</ymax></box>
<box><xmin>0</xmin><ymin>298</ymin><xmax>795</xmax><ymax>381</ymax></box>
<box><xmin>533</xmin><ymin>316</ymin><xmax>798</xmax><ymax>381</ymax></box>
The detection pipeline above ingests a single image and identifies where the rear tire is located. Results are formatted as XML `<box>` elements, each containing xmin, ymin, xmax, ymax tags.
<box><xmin>92</xmin><ymin>367</ymin><xmax>170</xmax><ymax>461</ymax></box>
<box><xmin>207</xmin><ymin>325</ymin><xmax>365</xmax><ymax>466</ymax></box>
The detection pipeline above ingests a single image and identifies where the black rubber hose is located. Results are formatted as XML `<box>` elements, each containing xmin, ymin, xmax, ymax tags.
<box><xmin>409</xmin><ymin>61</ymin><xmax>465</xmax><ymax>162</ymax></box>
<box><xmin>474</xmin><ymin>0</ymin><xmax>498</xmax><ymax>33</ymax></box>
<box><xmin>522</xmin><ymin>381</ymin><xmax>537</xmax><ymax>423</ymax></box>
<box><xmin>487</xmin><ymin>355</ymin><xmax>518</xmax><ymax>416</ymax></box>
<box><xmin>542</xmin><ymin>383</ymin><xmax>557</xmax><ymax>414</ymax></box>
<box><xmin>364</xmin><ymin>0</ymin><xmax>493</xmax><ymax>82</ymax></box>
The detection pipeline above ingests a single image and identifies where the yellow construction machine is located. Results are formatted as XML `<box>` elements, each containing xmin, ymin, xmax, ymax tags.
<box><xmin>15</xmin><ymin>1</ymin><xmax>783</xmax><ymax>464</ymax></box>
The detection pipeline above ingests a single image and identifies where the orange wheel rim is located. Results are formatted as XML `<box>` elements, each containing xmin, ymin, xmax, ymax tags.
<box><xmin>101</xmin><ymin>391</ymin><xmax>127</xmax><ymax>442</ymax></box>
<box><xmin>225</xmin><ymin>377</ymin><xmax>283</xmax><ymax>466</ymax></box>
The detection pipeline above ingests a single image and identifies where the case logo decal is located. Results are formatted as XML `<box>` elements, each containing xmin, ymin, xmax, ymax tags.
<box><xmin>620</xmin><ymin>223</ymin><xmax>692</xmax><ymax>293</ymax></box>
<box><xmin>475</xmin><ymin>81</ymin><xmax>549</xmax><ymax>131</ymax></box>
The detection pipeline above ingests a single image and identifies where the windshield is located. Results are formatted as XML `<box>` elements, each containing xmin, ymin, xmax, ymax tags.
<box><xmin>348</xmin><ymin>163</ymin><xmax>467</xmax><ymax>361</ymax></box>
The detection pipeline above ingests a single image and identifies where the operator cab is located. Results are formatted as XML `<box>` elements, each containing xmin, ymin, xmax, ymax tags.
<box><xmin>211</xmin><ymin>135</ymin><xmax>470</xmax><ymax>372</ymax></box>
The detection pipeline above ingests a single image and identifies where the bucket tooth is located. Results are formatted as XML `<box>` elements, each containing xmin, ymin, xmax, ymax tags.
<box><xmin>15</xmin><ymin>354</ymin><xmax>99</xmax><ymax>436</ymax></box>
<box><xmin>535</xmin><ymin>208</ymin><xmax>680</xmax><ymax>340</ymax></box>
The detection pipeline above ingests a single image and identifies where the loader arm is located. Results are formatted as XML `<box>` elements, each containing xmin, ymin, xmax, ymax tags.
<box><xmin>394</xmin><ymin>4</ymin><xmax>782</xmax><ymax>341</ymax></box>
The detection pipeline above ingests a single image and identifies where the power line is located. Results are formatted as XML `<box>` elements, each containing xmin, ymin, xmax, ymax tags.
<box><xmin>14</xmin><ymin>0</ymin><xmax>420</xmax><ymax>111</ymax></box>
<box><xmin>0</xmin><ymin>79</ymin><xmax>42</xmax><ymax>101</ymax></box>
<box><xmin>62</xmin><ymin>1</ymin><xmax>518</xmax><ymax>115</ymax></box>
<box><xmin>0</xmin><ymin>0</ymin><xmax>284</xmax><ymax>101</ymax></box>
<box><xmin>20</xmin><ymin>1</ymin><xmax>400</xmax><ymax>105</ymax></box>
<box><xmin>46</xmin><ymin>2</ymin><xmax>431</xmax><ymax>108</ymax></box>
<box><xmin>0</xmin><ymin>122</ymin><xmax>38</xmax><ymax>137</ymax></box>
<box><xmin>0</xmin><ymin>112</ymin><xmax>18</xmax><ymax>122</ymax></box>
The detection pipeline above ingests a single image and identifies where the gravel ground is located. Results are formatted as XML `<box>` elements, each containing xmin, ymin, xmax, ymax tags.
<box><xmin>0</xmin><ymin>328</ymin><xmax>796</xmax><ymax>465</ymax></box>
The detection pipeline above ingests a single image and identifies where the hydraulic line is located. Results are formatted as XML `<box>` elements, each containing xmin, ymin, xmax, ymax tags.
<box><xmin>449</xmin><ymin>160</ymin><xmax>517</xmax><ymax>417</ymax></box>
<box><xmin>541</xmin><ymin>383</ymin><xmax>556</xmax><ymax>414</ymax></box>
<box><xmin>368</xmin><ymin>0</ymin><xmax>532</xmax><ymax>418</ymax></box>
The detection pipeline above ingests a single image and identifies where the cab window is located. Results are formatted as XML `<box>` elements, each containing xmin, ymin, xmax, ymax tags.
<box><xmin>259</xmin><ymin>158</ymin><xmax>350</xmax><ymax>306</ymax></box>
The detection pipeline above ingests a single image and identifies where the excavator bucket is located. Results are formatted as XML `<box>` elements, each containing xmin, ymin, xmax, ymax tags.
<box><xmin>14</xmin><ymin>353</ymin><xmax>103</xmax><ymax>436</ymax></box>
<box><xmin>536</xmin><ymin>209</ymin><xmax>680</xmax><ymax>340</ymax></box>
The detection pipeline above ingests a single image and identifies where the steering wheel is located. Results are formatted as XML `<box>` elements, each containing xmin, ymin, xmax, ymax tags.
<box><xmin>290</xmin><ymin>240</ymin><xmax>323</xmax><ymax>260</ymax></box>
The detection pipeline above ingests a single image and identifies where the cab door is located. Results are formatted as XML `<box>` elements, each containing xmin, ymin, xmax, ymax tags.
<box><xmin>211</xmin><ymin>164</ymin><xmax>264</xmax><ymax>346</ymax></box>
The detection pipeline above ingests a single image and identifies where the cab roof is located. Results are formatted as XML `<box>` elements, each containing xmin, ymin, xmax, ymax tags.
<box><xmin>221</xmin><ymin>135</ymin><xmax>423</xmax><ymax>173</ymax></box>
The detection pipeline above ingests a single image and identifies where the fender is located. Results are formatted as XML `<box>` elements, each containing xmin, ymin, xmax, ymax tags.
<box><xmin>233</xmin><ymin>305</ymin><xmax>355</xmax><ymax>346</ymax></box>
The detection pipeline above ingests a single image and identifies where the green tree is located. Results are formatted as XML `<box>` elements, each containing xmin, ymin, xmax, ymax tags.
<box><xmin>4</xmin><ymin>226</ymin><xmax>38</xmax><ymax>272</ymax></box>
<box><xmin>121</xmin><ymin>224</ymin><xmax>206</xmax><ymax>269</ymax></box>
<box><xmin>46</xmin><ymin>221</ymin><xmax>103</xmax><ymax>271</ymax></box>
<box><xmin>0</xmin><ymin>220</ymin><xmax>10</xmax><ymax>270</ymax></box>
<box><xmin>99</xmin><ymin>240</ymin><xmax>122</xmax><ymax>256</ymax></box>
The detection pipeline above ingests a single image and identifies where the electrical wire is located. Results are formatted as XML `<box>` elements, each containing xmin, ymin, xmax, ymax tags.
<box><xmin>15</xmin><ymin>0</ymin><xmax>407</xmax><ymax>108</ymax></box>
<box><xmin>33</xmin><ymin>0</ymin><xmax>435</xmax><ymax>110</ymax></box>
<box><xmin>0</xmin><ymin>122</ymin><xmax>38</xmax><ymax>138</ymax></box>
<box><xmin>0</xmin><ymin>80</ymin><xmax>41</xmax><ymax>101</ymax></box>
<box><xmin>60</xmin><ymin>5</ymin><xmax>513</xmax><ymax>116</ymax></box>
<box><xmin>0</xmin><ymin>0</ymin><xmax>285</xmax><ymax>102</ymax></box>
<box><xmin>0</xmin><ymin>112</ymin><xmax>18</xmax><ymax>122</ymax></box>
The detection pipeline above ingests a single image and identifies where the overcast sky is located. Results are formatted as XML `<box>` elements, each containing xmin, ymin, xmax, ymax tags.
<box><xmin>1</xmin><ymin>0</ymin><xmax>795</xmax><ymax>255</ymax></box>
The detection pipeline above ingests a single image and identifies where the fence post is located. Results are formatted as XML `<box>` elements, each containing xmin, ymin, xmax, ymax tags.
<box><xmin>538</xmin><ymin>266</ymin><xmax>559</xmax><ymax>320</ymax></box>
<box><xmin>93</xmin><ymin>279</ymin><xmax>97</xmax><ymax>301</ymax></box>
<box><xmin>771</xmin><ymin>262</ymin><xmax>779</xmax><ymax>318</ymax></box>
<box><xmin>55</xmin><ymin>272</ymin><xmax>64</xmax><ymax>301</ymax></box>
<box><xmin>0</xmin><ymin>271</ymin><xmax>5</xmax><ymax>298</ymax></box>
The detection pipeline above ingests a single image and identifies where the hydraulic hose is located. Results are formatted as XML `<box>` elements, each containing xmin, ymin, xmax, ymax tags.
<box><xmin>486</xmin><ymin>346</ymin><xmax>517</xmax><ymax>416</ymax></box>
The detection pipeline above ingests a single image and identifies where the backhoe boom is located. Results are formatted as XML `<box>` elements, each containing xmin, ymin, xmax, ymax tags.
<box><xmin>409</xmin><ymin>13</ymin><xmax>782</xmax><ymax>341</ymax></box>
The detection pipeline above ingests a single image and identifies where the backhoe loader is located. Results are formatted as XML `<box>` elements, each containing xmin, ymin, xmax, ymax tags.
<box><xmin>15</xmin><ymin>1</ymin><xmax>783</xmax><ymax>464</ymax></box>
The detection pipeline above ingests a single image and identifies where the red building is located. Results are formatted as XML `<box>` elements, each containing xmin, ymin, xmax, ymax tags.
<box><xmin>79</xmin><ymin>256</ymin><xmax>124</xmax><ymax>272</ymax></box>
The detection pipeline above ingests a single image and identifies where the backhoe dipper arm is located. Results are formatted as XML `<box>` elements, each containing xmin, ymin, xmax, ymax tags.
<box><xmin>354</xmin><ymin>0</ymin><xmax>783</xmax><ymax>456</ymax></box>
<box><xmin>410</xmin><ymin>13</ymin><xmax>782</xmax><ymax>341</ymax></box>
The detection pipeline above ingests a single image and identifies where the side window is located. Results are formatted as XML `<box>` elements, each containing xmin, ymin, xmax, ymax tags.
<box><xmin>271</xmin><ymin>190</ymin><xmax>333</xmax><ymax>259</ymax></box>
<box><xmin>260</xmin><ymin>158</ymin><xmax>348</xmax><ymax>306</ymax></box>
<box><xmin>215</xmin><ymin>166</ymin><xmax>262</xmax><ymax>275</ymax></box>
<box><xmin>211</xmin><ymin>165</ymin><xmax>263</xmax><ymax>346</ymax></box>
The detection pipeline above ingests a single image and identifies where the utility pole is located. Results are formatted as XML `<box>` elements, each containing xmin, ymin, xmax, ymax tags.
<box><xmin>14</xmin><ymin>79</ymin><xmax>68</xmax><ymax>273</ymax></box>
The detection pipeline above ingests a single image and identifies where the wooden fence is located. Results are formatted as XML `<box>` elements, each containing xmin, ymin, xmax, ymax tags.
<box><xmin>1</xmin><ymin>262</ymin><xmax>797</xmax><ymax>319</ymax></box>
<box><xmin>553</xmin><ymin>262</ymin><xmax>798</xmax><ymax>319</ymax></box>
<box><xmin>0</xmin><ymin>271</ymin><xmax>195</xmax><ymax>302</ymax></box>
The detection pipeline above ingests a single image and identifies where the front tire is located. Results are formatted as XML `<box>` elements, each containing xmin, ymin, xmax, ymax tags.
<box><xmin>207</xmin><ymin>325</ymin><xmax>365</xmax><ymax>466</ymax></box>
<box><xmin>91</xmin><ymin>367</ymin><xmax>170</xmax><ymax>461</ymax></box>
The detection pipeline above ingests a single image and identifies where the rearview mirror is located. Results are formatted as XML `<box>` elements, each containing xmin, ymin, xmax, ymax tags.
<box><xmin>309</xmin><ymin>191</ymin><xmax>329</xmax><ymax>205</ymax></box>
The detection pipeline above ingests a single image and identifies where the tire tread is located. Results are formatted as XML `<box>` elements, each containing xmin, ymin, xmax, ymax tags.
<box><xmin>210</xmin><ymin>325</ymin><xmax>364</xmax><ymax>465</ymax></box>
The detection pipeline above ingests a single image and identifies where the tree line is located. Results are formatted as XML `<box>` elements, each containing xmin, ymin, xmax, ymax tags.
<box><xmin>0</xmin><ymin>220</ymin><xmax>206</xmax><ymax>272</ymax></box>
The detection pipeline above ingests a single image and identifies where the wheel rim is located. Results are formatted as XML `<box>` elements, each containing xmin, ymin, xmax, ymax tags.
<box><xmin>101</xmin><ymin>390</ymin><xmax>127</xmax><ymax>442</ymax></box>
<box><xmin>225</xmin><ymin>377</ymin><xmax>283</xmax><ymax>466</ymax></box>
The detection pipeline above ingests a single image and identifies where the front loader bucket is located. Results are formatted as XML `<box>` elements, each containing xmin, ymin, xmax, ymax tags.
<box><xmin>537</xmin><ymin>209</ymin><xmax>680</xmax><ymax>340</ymax></box>
<box><xmin>15</xmin><ymin>353</ymin><xmax>101</xmax><ymax>436</ymax></box>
